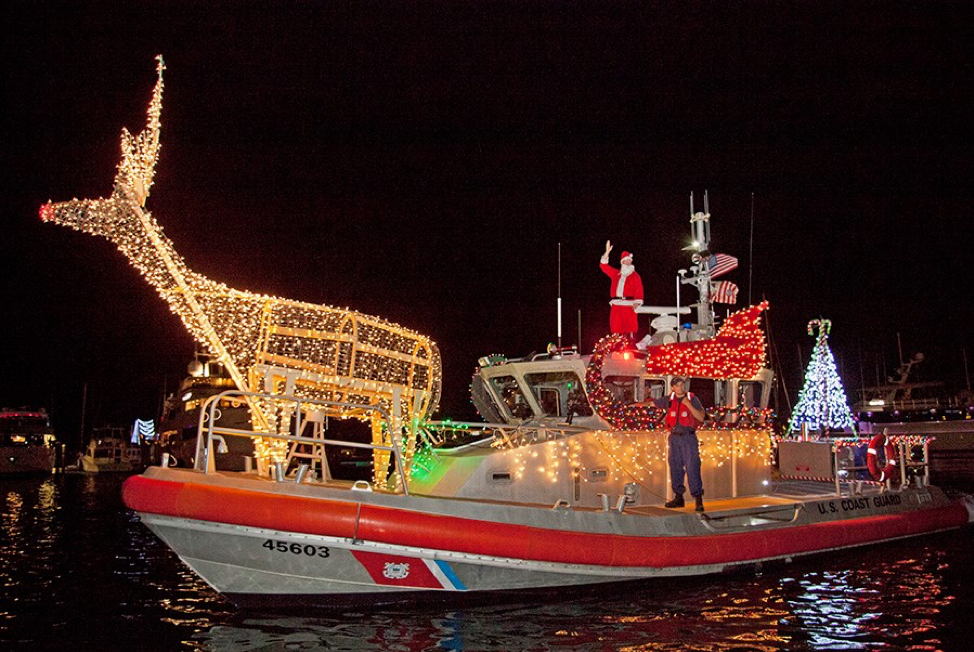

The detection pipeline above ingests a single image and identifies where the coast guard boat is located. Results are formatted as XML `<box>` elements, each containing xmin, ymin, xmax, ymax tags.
<box><xmin>42</xmin><ymin>58</ymin><xmax>973</xmax><ymax>608</ymax></box>
<box><xmin>120</xmin><ymin>213</ymin><xmax>972</xmax><ymax>608</ymax></box>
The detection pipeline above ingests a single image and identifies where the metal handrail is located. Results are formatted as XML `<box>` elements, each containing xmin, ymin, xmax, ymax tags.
<box><xmin>194</xmin><ymin>390</ymin><xmax>411</xmax><ymax>495</ymax></box>
<box><xmin>422</xmin><ymin>419</ymin><xmax>594</xmax><ymax>449</ymax></box>
<box><xmin>831</xmin><ymin>439</ymin><xmax>931</xmax><ymax>494</ymax></box>
<box><xmin>698</xmin><ymin>503</ymin><xmax>804</xmax><ymax>531</ymax></box>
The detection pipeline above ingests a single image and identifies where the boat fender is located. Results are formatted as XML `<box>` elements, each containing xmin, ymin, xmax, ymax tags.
<box><xmin>866</xmin><ymin>433</ymin><xmax>897</xmax><ymax>482</ymax></box>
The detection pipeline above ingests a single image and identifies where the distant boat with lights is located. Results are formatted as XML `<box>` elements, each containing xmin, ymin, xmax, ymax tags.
<box><xmin>853</xmin><ymin>351</ymin><xmax>974</xmax><ymax>482</ymax></box>
<box><xmin>158</xmin><ymin>354</ymin><xmax>255</xmax><ymax>471</ymax></box>
<box><xmin>0</xmin><ymin>408</ymin><xmax>58</xmax><ymax>475</ymax></box>
<box><xmin>43</xmin><ymin>58</ymin><xmax>973</xmax><ymax>608</ymax></box>
<box><xmin>80</xmin><ymin>426</ymin><xmax>144</xmax><ymax>473</ymax></box>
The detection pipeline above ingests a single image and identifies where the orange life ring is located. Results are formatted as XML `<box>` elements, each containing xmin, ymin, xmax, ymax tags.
<box><xmin>866</xmin><ymin>433</ymin><xmax>897</xmax><ymax>481</ymax></box>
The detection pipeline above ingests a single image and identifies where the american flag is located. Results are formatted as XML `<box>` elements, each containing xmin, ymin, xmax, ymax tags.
<box><xmin>708</xmin><ymin>253</ymin><xmax>738</xmax><ymax>279</ymax></box>
<box><xmin>712</xmin><ymin>280</ymin><xmax>739</xmax><ymax>304</ymax></box>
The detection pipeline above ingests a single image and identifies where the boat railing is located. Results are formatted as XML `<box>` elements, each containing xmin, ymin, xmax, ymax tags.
<box><xmin>421</xmin><ymin>419</ymin><xmax>593</xmax><ymax>450</ymax></box>
<box><xmin>194</xmin><ymin>390</ymin><xmax>412</xmax><ymax>495</ymax></box>
<box><xmin>832</xmin><ymin>438</ymin><xmax>931</xmax><ymax>495</ymax></box>
<box><xmin>856</xmin><ymin>397</ymin><xmax>946</xmax><ymax>412</ymax></box>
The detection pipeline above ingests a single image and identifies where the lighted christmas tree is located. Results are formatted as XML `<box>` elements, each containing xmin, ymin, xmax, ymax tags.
<box><xmin>788</xmin><ymin>319</ymin><xmax>856</xmax><ymax>434</ymax></box>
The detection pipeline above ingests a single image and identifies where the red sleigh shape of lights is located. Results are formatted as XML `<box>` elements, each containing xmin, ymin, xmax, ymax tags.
<box><xmin>643</xmin><ymin>301</ymin><xmax>769</xmax><ymax>379</ymax></box>
<box><xmin>586</xmin><ymin>302</ymin><xmax>769</xmax><ymax>430</ymax></box>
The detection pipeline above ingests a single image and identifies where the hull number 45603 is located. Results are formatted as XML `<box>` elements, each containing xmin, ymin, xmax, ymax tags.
<box><xmin>262</xmin><ymin>539</ymin><xmax>330</xmax><ymax>558</ymax></box>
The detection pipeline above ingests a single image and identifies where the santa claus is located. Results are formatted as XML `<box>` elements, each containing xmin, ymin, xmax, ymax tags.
<box><xmin>600</xmin><ymin>240</ymin><xmax>643</xmax><ymax>337</ymax></box>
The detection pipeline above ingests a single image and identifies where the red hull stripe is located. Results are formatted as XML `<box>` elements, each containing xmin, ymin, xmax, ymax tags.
<box><xmin>123</xmin><ymin>476</ymin><xmax>360</xmax><ymax>538</ymax></box>
<box><xmin>123</xmin><ymin>476</ymin><xmax>969</xmax><ymax>569</ymax></box>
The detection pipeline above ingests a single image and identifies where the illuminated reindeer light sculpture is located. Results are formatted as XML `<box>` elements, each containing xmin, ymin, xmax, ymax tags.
<box><xmin>41</xmin><ymin>57</ymin><xmax>441</xmax><ymax>480</ymax></box>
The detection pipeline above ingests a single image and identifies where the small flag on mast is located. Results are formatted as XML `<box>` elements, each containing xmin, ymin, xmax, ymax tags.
<box><xmin>712</xmin><ymin>280</ymin><xmax>739</xmax><ymax>304</ymax></box>
<box><xmin>708</xmin><ymin>253</ymin><xmax>738</xmax><ymax>279</ymax></box>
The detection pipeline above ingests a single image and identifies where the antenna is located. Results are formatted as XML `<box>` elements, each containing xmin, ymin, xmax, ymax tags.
<box><xmin>748</xmin><ymin>192</ymin><xmax>755</xmax><ymax>305</ymax></box>
<box><xmin>688</xmin><ymin>190</ymin><xmax>711</xmax><ymax>252</ymax></box>
<box><xmin>964</xmin><ymin>347</ymin><xmax>971</xmax><ymax>392</ymax></box>
<box><xmin>577</xmin><ymin>309</ymin><xmax>582</xmax><ymax>353</ymax></box>
<box><xmin>557</xmin><ymin>242</ymin><xmax>562</xmax><ymax>350</ymax></box>
<box><xmin>704</xmin><ymin>190</ymin><xmax>711</xmax><ymax>245</ymax></box>
<box><xmin>675</xmin><ymin>274</ymin><xmax>682</xmax><ymax>341</ymax></box>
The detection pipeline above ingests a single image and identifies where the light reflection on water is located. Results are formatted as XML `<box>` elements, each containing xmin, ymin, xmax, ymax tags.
<box><xmin>0</xmin><ymin>474</ymin><xmax>971</xmax><ymax>651</ymax></box>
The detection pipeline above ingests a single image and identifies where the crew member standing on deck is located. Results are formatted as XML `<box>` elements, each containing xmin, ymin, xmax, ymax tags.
<box><xmin>655</xmin><ymin>377</ymin><xmax>707</xmax><ymax>512</ymax></box>
<box><xmin>600</xmin><ymin>240</ymin><xmax>643</xmax><ymax>338</ymax></box>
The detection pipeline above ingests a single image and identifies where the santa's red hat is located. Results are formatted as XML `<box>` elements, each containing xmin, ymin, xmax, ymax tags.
<box><xmin>621</xmin><ymin>251</ymin><xmax>633</xmax><ymax>261</ymax></box>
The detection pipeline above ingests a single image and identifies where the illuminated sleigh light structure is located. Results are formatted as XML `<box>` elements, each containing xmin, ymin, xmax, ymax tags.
<box><xmin>44</xmin><ymin>59</ymin><xmax>971</xmax><ymax>608</ymax></box>
<box><xmin>40</xmin><ymin>56</ymin><xmax>441</xmax><ymax>476</ymax></box>
<box><xmin>582</xmin><ymin>302</ymin><xmax>770</xmax><ymax>432</ymax></box>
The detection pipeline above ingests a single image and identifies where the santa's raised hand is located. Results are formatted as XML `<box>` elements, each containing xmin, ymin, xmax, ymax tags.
<box><xmin>604</xmin><ymin>240</ymin><xmax>613</xmax><ymax>257</ymax></box>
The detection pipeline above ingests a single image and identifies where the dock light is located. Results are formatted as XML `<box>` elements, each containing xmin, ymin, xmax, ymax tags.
<box><xmin>868</xmin><ymin>399</ymin><xmax>885</xmax><ymax>407</ymax></box>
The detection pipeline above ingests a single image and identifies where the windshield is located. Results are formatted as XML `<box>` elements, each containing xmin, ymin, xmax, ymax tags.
<box><xmin>489</xmin><ymin>376</ymin><xmax>533</xmax><ymax>420</ymax></box>
<box><xmin>524</xmin><ymin>371</ymin><xmax>592</xmax><ymax>418</ymax></box>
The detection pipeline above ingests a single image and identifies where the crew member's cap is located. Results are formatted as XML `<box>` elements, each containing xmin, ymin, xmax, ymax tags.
<box><xmin>670</xmin><ymin>377</ymin><xmax>685</xmax><ymax>386</ymax></box>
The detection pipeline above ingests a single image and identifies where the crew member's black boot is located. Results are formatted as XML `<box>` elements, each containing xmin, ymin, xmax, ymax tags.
<box><xmin>664</xmin><ymin>494</ymin><xmax>685</xmax><ymax>508</ymax></box>
<box><xmin>694</xmin><ymin>495</ymin><xmax>705</xmax><ymax>512</ymax></box>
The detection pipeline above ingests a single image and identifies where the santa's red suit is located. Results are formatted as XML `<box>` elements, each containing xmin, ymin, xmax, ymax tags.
<box><xmin>600</xmin><ymin>252</ymin><xmax>643</xmax><ymax>335</ymax></box>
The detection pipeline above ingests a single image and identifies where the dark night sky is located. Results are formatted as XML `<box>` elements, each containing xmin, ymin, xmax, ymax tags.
<box><xmin>3</xmin><ymin>2</ymin><xmax>972</xmax><ymax>442</ymax></box>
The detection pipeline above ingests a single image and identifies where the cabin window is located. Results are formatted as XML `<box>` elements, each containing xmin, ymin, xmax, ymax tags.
<box><xmin>538</xmin><ymin>388</ymin><xmax>560</xmax><ymax>416</ymax></box>
<box><xmin>489</xmin><ymin>376</ymin><xmax>533</xmax><ymax>419</ymax></box>
<box><xmin>685</xmin><ymin>379</ymin><xmax>717</xmax><ymax>412</ymax></box>
<box><xmin>524</xmin><ymin>371</ymin><xmax>591</xmax><ymax>418</ymax></box>
<box><xmin>738</xmin><ymin>381</ymin><xmax>764</xmax><ymax>408</ymax></box>
<box><xmin>604</xmin><ymin>376</ymin><xmax>636</xmax><ymax>404</ymax></box>
<box><xmin>643</xmin><ymin>378</ymin><xmax>666</xmax><ymax>402</ymax></box>
<box><xmin>589</xmin><ymin>468</ymin><xmax>608</xmax><ymax>482</ymax></box>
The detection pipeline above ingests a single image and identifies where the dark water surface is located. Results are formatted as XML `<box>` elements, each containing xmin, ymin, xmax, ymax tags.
<box><xmin>2</xmin><ymin>473</ymin><xmax>972</xmax><ymax>651</ymax></box>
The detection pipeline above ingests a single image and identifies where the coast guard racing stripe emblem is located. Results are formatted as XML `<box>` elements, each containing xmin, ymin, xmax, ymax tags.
<box><xmin>351</xmin><ymin>550</ymin><xmax>467</xmax><ymax>590</ymax></box>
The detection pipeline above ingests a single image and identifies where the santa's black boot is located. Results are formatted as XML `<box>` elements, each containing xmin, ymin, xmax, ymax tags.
<box><xmin>664</xmin><ymin>494</ymin><xmax>685</xmax><ymax>508</ymax></box>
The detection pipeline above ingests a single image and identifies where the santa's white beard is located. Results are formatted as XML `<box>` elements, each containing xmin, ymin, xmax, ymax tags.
<box><xmin>620</xmin><ymin>264</ymin><xmax>635</xmax><ymax>277</ymax></box>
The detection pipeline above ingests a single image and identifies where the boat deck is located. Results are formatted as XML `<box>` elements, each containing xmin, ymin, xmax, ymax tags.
<box><xmin>626</xmin><ymin>494</ymin><xmax>801</xmax><ymax>517</ymax></box>
<box><xmin>204</xmin><ymin>470</ymin><xmax>868</xmax><ymax>518</ymax></box>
